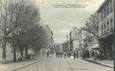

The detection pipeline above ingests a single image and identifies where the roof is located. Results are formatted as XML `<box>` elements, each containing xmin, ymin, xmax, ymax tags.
<box><xmin>97</xmin><ymin>0</ymin><xmax>109</xmax><ymax>13</ymax></box>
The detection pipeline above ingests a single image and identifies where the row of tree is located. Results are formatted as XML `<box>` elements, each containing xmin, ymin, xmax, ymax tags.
<box><xmin>0</xmin><ymin>0</ymin><xmax>48</xmax><ymax>63</ymax></box>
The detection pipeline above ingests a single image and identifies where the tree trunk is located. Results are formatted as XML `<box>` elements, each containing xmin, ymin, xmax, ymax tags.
<box><xmin>25</xmin><ymin>48</ymin><xmax>28</xmax><ymax>56</ymax></box>
<box><xmin>2</xmin><ymin>47</ymin><xmax>6</xmax><ymax>64</ymax></box>
<box><xmin>20</xmin><ymin>48</ymin><xmax>24</xmax><ymax>57</ymax></box>
<box><xmin>13</xmin><ymin>47</ymin><xmax>17</xmax><ymax>62</ymax></box>
<box><xmin>2</xmin><ymin>40</ymin><xmax>6</xmax><ymax>64</ymax></box>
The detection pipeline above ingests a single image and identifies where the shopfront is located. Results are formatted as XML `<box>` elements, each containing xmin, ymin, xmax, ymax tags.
<box><xmin>99</xmin><ymin>34</ymin><xmax>113</xmax><ymax>59</ymax></box>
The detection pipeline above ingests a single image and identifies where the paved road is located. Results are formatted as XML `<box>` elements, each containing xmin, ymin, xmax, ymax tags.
<box><xmin>16</xmin><ymin>55</ymin><xmax>113</xmax><ymax>71</ymax></box>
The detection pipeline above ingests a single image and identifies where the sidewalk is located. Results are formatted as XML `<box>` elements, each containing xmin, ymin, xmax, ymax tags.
<box><xmin>7</xmin><ymin>59</ymin><xmax>40</xmax><ymax>71</ymax></box>
<box><xmin>0</xmin><ymin>56</ymin><xmax>40</xmax><ymax>71</ymax></box>
<box><xmin>83</xmin><ymin>57</ymin><xmax>113</xmax><ymax>68</ymax></box>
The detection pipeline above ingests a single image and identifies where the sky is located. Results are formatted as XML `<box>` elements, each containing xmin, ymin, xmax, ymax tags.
<box><xmin>35</xmin><ymin>0</ymin><xmax>104</xmax><ymax>44</ymax></box>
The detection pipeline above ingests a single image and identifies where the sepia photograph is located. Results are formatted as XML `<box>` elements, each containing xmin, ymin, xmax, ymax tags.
<box><xmin>0</xmin><ymin>0</ymin><xmax>114</xmax><ymax>71</ymax></box>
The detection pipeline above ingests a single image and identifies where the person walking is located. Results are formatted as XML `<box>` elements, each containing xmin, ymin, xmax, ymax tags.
<box><xmin>74</xmin><ymin>50</ymin><xmax>77</xmax><ymax>59</ymax></box>
<box><xmin>47</xmin><ymin>51</ymin><xmax>49</xmax><ymax>58</ymax></box>
<box><xmin>94</xmin><ymin>50</ymin><xmax>98</xmax><ymax>61</ymax></box>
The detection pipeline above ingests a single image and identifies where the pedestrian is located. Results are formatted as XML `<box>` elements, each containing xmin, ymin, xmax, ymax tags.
<box><xmin>94</xmin><ymin>50</ymin><xmax>98</xmax><ymax>61</ymax></box>
<box><xmin>64</xmin><ymin>52</ymin><xmax>67</xmax><ymax>58</ymax></box>
<box><xmin>68</xmin><ymin>52</ymin><xmax>71</xmax><ymax>58</ymax></box>
<box><xmin>74</xmin><ymin>51</ymin><xmax>76</xmax><ymax>59</ymax></box>
<box><xmin>47</xmin><ymin>51</ymin><xmax>49</xmax><ymax>58</ymax></box>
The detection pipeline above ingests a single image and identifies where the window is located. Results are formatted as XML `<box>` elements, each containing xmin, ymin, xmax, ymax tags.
<box><xmin>107</xmin><ymin>21</ymin><xmax>109</xmax><ymax>31</ymax></box>
<box><xmin>110</xmin><ymin>0</ymin><xmax>112</xmax><ymax>12</ymax></box>
<box><xmin>100</xmin><ymin>9</ymin><xmax>104</xmax><ymax>20</ymax></box>
<box><xmin>108</xmin><ymin>1</ymin><xmax>111</xmax><ymax>13</ymax></box>
<box><xmin>104</xmin><ymin>24</ymin><xmax>106</xmax><ymax>33</ymax></box>
<box><xmin>107</xmin><ymin>4</ymin><xmax>109</xmax><ymax>15</ymax></box>
<box><xmin>103</xmin><ymin>7</ymin><xmax>106</xmax><ymax>18</ymax></box>
<box><xmin>110</xmin><ymin>18</ymin><xmax>113</xmax><ymax>32</ymax></box>
<box><xmin>105</xmin><ymin>5</ymin><xmax>107</xmax><ymax>17</ymax></box>
<box><xmin>101</xmin><ymin>11</ymin><xmax>103</xmax><ymax>20</ymax></box>
<box><xmin>110</xmin><ymin>18</ymin><xmax>113</xmax><ymax>27</ymax></box>
<box><xmin>101</xmin><ymin>25</ymin><xmax>103</xmax><ymax>34</ymax></box>
<box><xmin>104</xmin><ymin>24</ymin><xmax>106</xmax><ymax>30</ymax></box>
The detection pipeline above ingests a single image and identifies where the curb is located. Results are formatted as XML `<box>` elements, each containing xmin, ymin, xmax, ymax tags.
<box><xmin>12</xmin><ymin>59</ymin><xmax>40</xmax><ymax>71</ymax></box>
<box><xmin>83</xmin><ymin>59</ymin><xmax>113</xmax><ymax>68</ymax></box>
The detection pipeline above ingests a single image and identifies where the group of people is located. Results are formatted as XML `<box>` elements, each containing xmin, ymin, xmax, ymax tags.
<box><xmin>92</xmin><ymin>50</ymin><xmax>100</xmax><ymax>61</ymax></box>
<box><xmin>54</xmin><ymin>50</ymin><xmax>79</xmax><ymax>59</ymax></box>
<box><xmin>46</xmin><ymin>48</ymin><xmax>100</xmax><ymax>61</ymax></box>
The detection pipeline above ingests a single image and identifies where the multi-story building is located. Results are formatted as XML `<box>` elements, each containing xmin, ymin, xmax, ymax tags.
<box><xmin>96</xmin><ymin>0</ymin><xmax>113</xmax><ymax>59</ymax></box>
<box><xmin>80</xmin><ymin>0</ymin><xmax>114</xmax><ymax>59</ymax></box>
<box><xmin>70</xmin><ymin>27</ymin><xmax>79</xmax><ymax>50</ymax></box>
<box><xmin>84</xmin><ymin>0</ymin><xmax>113</xmax><ymax>59</ymax></box>
<box><xmin>46</xmin><ymin>25</ymin><xmax>54</xmax><ymax>48</ymax></box>
<box><xmin>70</xmin><ymin>27</ymin><xmax>81</xmax><ymax>57</ymax></box>
<box><xmin>70</xmin><ymin>27</ymin><xmax>87</xmax><ymax>57</ymax></box>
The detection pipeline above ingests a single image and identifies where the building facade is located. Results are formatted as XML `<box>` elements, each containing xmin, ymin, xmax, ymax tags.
<box><xmin>84</xmin><ymin>0</ymin><xmax>114</xmax><ymax>59</ymax></box>
<box><xmin>97</xmin><ymin>0</ymin><xmax>113</xmax><ymax>59</ymax></box>
<box><xmin>70</xmin><ymin>28</ymin><xmax>79</xmax><ymax>50</ymax></box>
<box><xmin>70</xmin><ymin>27</ymin><xmax>81</xmax><ymax>57</ymax></box>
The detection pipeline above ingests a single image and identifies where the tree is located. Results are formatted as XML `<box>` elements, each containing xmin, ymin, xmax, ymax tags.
<box><xmin>0</xmin><ymin>0</ymin><xmax>41</xmax><ymax>62</ymax></box>
<box><xmin>0</xmin><ymin>0</ymin><xmax>12</xmax><ymax>63</ymax></box>
<box><xmin>26</xmin><ymin>24</ymin><xmax>49</xmax><ymax>52</ymax></box>
<box><xmin>0</xmin><ymin>0</ymin><xmax>51</xmax><ymax>62</ymax></box>
<box><xmin>85</xmin><ymin>23</ymin><xmax>99</xmax><ymax>39</ymax></box>
<box><xmin>7</xmin><ymin>0</ymin><xmax>40</xmax><ymax>61</ymax></box>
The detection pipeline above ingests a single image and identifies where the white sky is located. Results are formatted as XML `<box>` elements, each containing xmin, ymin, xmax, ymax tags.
<box><xmin>35</xmin><ymin>0</ymin><xmax>104</xmax><ymax>44</ymax></box>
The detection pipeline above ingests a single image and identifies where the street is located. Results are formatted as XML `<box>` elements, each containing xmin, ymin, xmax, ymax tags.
<box><xmin>16</xmin><ymin>54</ymin><xmax>113</xmax><ymax>71</ymax></box>
<box><xmin>0</xmin><ymin>0</ymin><xmax>114</xmax><ymax>71</ymax></box>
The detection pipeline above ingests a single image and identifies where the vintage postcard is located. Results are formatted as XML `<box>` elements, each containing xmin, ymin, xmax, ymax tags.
<box><xmin>0</xmin><ymin>0</ymin><xmax>114</xmax><ymax>71</ymax></box>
